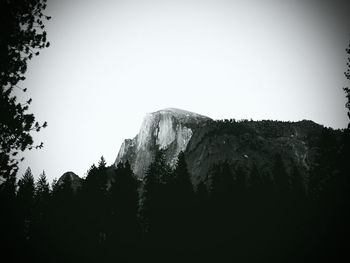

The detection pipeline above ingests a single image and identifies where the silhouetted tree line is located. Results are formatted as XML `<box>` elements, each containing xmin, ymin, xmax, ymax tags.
<box><xmin>203</xmin><ymin>118</ymin><xmax>324</xmax><ymax>142</ymax></box>
<box><xmin>0</xmin><ymin>126</ymin><xmax>349</xmax><ymax>262</ymax></box>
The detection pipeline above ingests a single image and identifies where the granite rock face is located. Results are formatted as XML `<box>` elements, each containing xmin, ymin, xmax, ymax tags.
<box><xmin>114</xmin><ymin>108</ymin><xmax>211</xmax><ymax>177</ymax></box>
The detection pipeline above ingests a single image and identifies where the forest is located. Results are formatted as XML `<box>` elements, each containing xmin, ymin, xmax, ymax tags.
<box><xmin>0</xmin><ymin>123</ymin><xmax>349</xmax><ymax>262</ymax></box>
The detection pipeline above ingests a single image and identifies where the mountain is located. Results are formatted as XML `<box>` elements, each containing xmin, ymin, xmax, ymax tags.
<box><xmin>115</xmin><ymin>108</ymin><xmax>326</xmax><ymax>184</ymax></box>
<box><xmin>185</xmin><ymin>118</ymin><xmax>324</xmax><ymax>184</ymax></box>
<box><xmin>57</xmin><ymin>171</ymin><xmax>82</xmax><ymax>192</ymax></box>
<box><xmin>114</xmin><ymin>108</ymin><xmax>210</xmax><ymax>177</ymax></box>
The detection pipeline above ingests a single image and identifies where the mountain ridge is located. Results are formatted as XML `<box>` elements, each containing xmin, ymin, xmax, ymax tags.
<box><xmin>114</xmin><ymin>108</ymin><xmax>325</xmax><ymax>183</ymax></box>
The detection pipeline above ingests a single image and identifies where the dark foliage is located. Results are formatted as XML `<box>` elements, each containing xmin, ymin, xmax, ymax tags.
<box><xmin>344</xmin><ymin>42</ymin><xmax>350</xmax><ymax>124</ymax></box>
<box><xmin>0</xmin><ymin>0</ymin><xmax>50</xmax><ymax>179</ymax></box>
<box><xmin>0</xmin><ymin>2</ymin><xmax>49</xmax><ymax>258</ymax></box>
<box><xmin>108</xmin><ymin>161</ymin><xmax>139</xmax><ymax>246</ymax></box>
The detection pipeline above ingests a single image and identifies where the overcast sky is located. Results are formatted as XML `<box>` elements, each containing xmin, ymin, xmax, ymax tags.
<box><xmin>15</xmin><ymin>0</ymin><xmax>350</xmax><ymax>182</ymax></box>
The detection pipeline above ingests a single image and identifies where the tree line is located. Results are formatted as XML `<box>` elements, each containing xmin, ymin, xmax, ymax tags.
<box><xmin>0</xmin><ymin>125</ymin><xmax>349</xmax><ymax>262</ymax></box>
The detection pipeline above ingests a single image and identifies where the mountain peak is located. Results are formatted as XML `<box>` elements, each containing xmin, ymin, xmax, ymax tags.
<box><xmin>155</xmin><ymin>108</ymin><xmax>209</xmax><ymax>117</ymax></box>
<box><xmin>146</xmin><ymin>108</ymin><xmax>211</xmax><ymax>124</ymax></box>
<box><xmin>57</xmin><ymin>171</ymin><xmax>82</xmax><ymax>192</ymax></box>
<box><xmin>115</xmin><ymin>108</ymin><xmax>210</xmax><ymax>177</ymax></box>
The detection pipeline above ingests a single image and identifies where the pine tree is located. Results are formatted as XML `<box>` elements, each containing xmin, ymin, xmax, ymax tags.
<box><xmin>51</xmin><ymin>178</ymin><xmax>58</xmax><ymax>194</ymax></box>
<box><xmin>16</xmin><ymin>167</ymin><xmax>35</xmax><ymax>242</ymax></box>
<box><xmin>80</xmin><ymin>161</ymin><xmax>108</xmax><ymax>248</ymax></box>
<box><xmin>34</xmin><ymin>171</ymin><xmax>50</xmax><ymax>223</ymax></box>
<box><xmin>109</xmin><ymin>161</ymin><xmax>139</xmax><ymax>246</ymax></box>
<box><xmin>168</xmin><ymin>151</ymin><xmax>195</xmax><ymax>246</ymax></box>
<box><xmin>98</xmin><ymin>156</ymin><xmax>107</xmax><ymax>169</ymax></box>
<box><xmin>32</xmin><ymin>171</ymin><xmax>50</xmax><ymax>258</ymax></box>
<box><xmin>138</xmin><ymin>149</ymin><xmax>170</xmax><ymax>243</ymax></box>
<box><xmin>35</xmin><ymin>171</ymin><xmax>50</xmax><ymax>204</ymax></box>
<box><xmin>138</xmin><ymin>159</ymin><xmax>160</xmax><ymax>236</ymax></box>
<box><xmin>172</xmin><ymin>151</ymin><xmax>194</xmax><ymax>209</ymax></box>
<box><xmin>49</xmin><ymin>171</ymin><xmax>80</xmax><ymax>258</ymax></box>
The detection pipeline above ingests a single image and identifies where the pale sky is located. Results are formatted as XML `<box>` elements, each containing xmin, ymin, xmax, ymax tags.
<box><xmin>15</xmin><ymin>0</ymin><xmax>350</xmax><ymax>182</ymax></box>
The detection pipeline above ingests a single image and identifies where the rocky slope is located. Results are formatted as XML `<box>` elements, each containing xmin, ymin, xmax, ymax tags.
<box><xmin>185</xmin><ymin>119</ymin><xmax>323</xmax><ymax>184</ymax></box>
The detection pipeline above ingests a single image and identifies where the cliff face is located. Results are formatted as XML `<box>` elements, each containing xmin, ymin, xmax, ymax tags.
<box><xmin>115</xmin><ymin>108</ymin><xmax>325</xmax><ymax>184</ymax></box>
<box><xmin>184</xmin><ymin>119</ymin><xmax>323</xmax><ymax>184</ymax></box>
<box><xmin>114</xmin><ymin>108</ymin><xmax>210</xmax><ymax>177</ymax></box>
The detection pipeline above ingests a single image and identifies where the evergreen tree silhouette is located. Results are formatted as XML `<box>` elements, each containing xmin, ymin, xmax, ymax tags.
<box><xmin>172</xmin><ymin>152</ymin><xmax>194</xmax><ymax>208</ymax></box>
<box><xmin>168</xmin><ymin>151</ymin><xmax>195</xmax><ymax>246</ymax></box>
<box><xmin>51</xmin><ymin>178</ymin><xmax>58</xmax><ymax>194</ymax></box>
<box><xmin>34</xmin><ymin>171</ymin><xmax>50</xmax><ymax>210</ymax></box>
<box><xmin>32</xmin><ymin>171</ymin><xmax>51</xmax><ymax>260</ymax></box>
<box><xmin>138</xmin><ymin>149</ymin><xmax>170</xmax><ymax>246</ymax></box>
<box><xmin>138</xmin><ymin>163</ymin><xmax>157</xmax><ymax>242</ymax></box>
<box><xmin>49</xmin><ymin>173</ymin><xmax>79</xmax><ymax>260</ymax></box>
<box><xmin>79</xmin><ymin>157</ymin><xmax>108</xmax><ymax>257</ymax></box>
<box><xmin>98</xmin><ymin>156</ymin><xmax>107</xmax><ymax>169</ymax></box>
<box><xmin>16</xmin><ymin>167</ymin><xmax>35</xmax><ymax>244</ymax></box>
<box><xmin>109</xmin><ymin>161</ymin><xmax>139</xmax><ymax>247</ymax></box>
